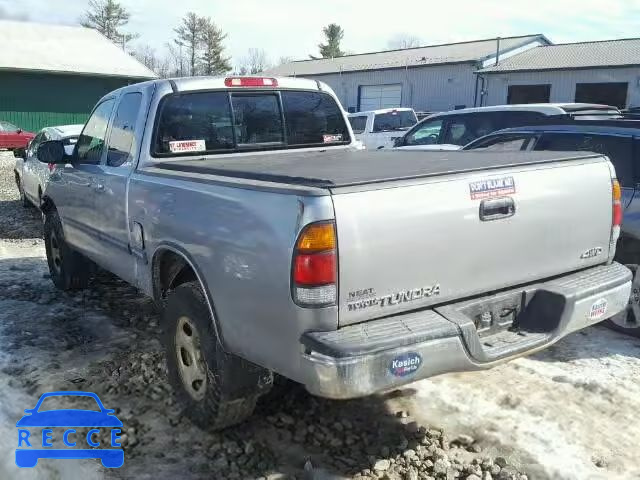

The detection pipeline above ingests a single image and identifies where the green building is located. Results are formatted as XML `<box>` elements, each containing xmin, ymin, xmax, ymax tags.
<box><xmin>0</xmin><ymin>20</ymin><xmax>157</xmax><ymax>132</ymax></box>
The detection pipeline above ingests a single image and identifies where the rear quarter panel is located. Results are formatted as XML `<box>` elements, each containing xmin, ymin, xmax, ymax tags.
<box><xmin>128</xmin><ymin>171</ymin><xmax>338</xmax><ymax>382</ymax></box>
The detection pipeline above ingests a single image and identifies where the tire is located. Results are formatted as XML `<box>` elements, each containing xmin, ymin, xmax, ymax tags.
<box><xmin>16</xmin><ymin>174</ymin><xmax>30</xmax><ymax>208</ymax></box>
<box><xmin>162</xmin><ymin>281</ymin><xmax>271</xmax><ymax>430</ymax></box>
<box><xmin>44</xmin><ymin>211</ymin><xmax>92</xmax><ymax>290</ymax></box>
<box><xmin>605</xmin><ymin>264</ymin><xmax>640</xmax><ymax>338</ymax></box>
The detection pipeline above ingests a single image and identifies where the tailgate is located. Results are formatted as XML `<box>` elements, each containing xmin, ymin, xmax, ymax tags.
<box><xmin>333</xmin><ymin>157</ymin><xmax>614</xmax><ymax>326</ymax></box>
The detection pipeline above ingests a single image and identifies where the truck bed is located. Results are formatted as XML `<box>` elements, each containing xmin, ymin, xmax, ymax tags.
<box><xmin>153</xmin><ymin>150</ymin><xmax>602</xmax><ymax>188</ymax></box>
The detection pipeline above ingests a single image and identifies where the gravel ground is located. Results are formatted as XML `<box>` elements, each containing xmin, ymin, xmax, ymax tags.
<box><xmin>1</xmin><ymin>153</ymin><xmax>639</xmax><ymax>480</ymax></box>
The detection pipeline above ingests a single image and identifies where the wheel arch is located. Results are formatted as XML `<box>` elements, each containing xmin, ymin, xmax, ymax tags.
<box><xmin>151</xmin><ymin>244</ymin><xmax>226</xmax><ymax>347</ymax></box>
<box><xmin>40</xmin><ymin>195</ymin><xmax>56</xmax><ymax>214</ymax></box>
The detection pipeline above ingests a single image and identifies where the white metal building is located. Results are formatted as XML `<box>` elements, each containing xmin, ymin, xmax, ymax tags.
<box><xmin>478</xmin><ymin>38</ymin><xmax>640</xmax><ymax>109</ymax></box>
<box><xmin>266</xmin><ymin>35</ymin><xmax>550</xmax><ymax>112</ymax></box>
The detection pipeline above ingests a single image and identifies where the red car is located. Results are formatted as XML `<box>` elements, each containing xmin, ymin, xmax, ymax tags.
<box><xmin>0</xmin><ymin>121</ymin><xmax>35</xmax><ymax>149</ymax></box>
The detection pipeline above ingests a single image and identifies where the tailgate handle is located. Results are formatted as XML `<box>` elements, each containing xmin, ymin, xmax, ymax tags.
<box><xmin>479</xmin><ymin>197</ymin><xmax>515</xmax><ymax>221</ymax></box>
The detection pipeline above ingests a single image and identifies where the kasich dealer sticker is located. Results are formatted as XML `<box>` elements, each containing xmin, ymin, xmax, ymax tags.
<box><xmin>389</xmin><ymin>352</ymin><xmax>422</xmax><ymax>378</ymax></box>
<box><xmin>588</xmin><ymin>298</ymin><xmax>608</xmax><ymax>320</ymax></box>
<box><xmin>469</xmin><ymin>176</ymin><xmax>515</xmax><ymax>200</ymax></box>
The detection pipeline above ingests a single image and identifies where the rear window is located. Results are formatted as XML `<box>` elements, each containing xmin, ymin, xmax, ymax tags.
<box><xmin>372</xmin><ymin>110</ymin><xmax>417</xmax><ymax>132</ymax></box>
<box><xmin>153</xmin><ymin>90</ymin><xmax>349</xmax><ymax>156</ymax></box>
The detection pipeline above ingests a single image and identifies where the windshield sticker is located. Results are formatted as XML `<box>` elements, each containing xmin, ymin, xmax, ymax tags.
<box><xmin>323</xmin><ymin>134</ymin><xmax>343</xmax><ymax>143</ymax></box>
<box><xmin>469</xmin><ymin>176</ymin><xmax>515</xmax><ymax>200</ymax></box>
<box><xmin>169</xmin><ymin>139</ymin><xmax>206</xmax><ymax>153</ymax></box>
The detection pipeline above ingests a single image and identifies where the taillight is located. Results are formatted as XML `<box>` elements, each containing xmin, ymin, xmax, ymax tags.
<box><xmin>612</xmin><ymin>179</ymin><xmax>622</xmax><ymax>227</ymax></box>
<box><xmin>224</xmin><ymin>77</ymin><xmax>278</xmax><ymax>87</ymax></box>
<box><xmin>292</xmin><ymin>222</ymin><xmax>337</xmax><ymax>306</ymax></box>
<box><xmin>611</xmin><ymin>178</ymin><xmax>622</xmax><ymax>246</ymax></box>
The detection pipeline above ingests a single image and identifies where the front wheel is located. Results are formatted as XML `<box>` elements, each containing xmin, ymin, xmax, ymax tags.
<box><xmin>162</xmin><ymin>281</ymin><xmax>272</xmax><ymax>430</ymax></box>
<box><xmin>44</xmin><ymin>211</ymin><xmax>92</xmax><ymax>290</ymax></box>
<box><xmin>16</xmin><ymin>174</ymin><xmax>30</xmax><ymax>208</ymax></box>
<box><xmin>605</xmin><ymin>264</ymin><xmax>640</xmax><ymax>337</ymax></box>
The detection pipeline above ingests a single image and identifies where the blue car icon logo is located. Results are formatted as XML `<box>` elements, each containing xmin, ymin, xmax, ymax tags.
<box><xmin>16</xmin><ymin>391</ymin><xmax>124</xmax><ymax>468</ymax></box>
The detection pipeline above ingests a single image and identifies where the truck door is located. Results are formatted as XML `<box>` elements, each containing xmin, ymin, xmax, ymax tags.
<box><xmin>89</xmin><ymin>87</ymin><xmax>149</xmax><ymax>285</ymax></box>
<box><xmin>48</xmin><ymin>98</ymin><xmax>116</xmax><ymax>258</ymax></box>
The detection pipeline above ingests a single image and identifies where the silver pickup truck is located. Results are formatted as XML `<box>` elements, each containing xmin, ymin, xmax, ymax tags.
<box><xmin>35</xmin><ymin>76</ymin><xmax>632</xmax><ymax>430</ymax></box>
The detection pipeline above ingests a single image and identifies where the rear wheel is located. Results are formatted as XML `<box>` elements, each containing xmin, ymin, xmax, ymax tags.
<box><xmin>44</xmin><ymin>211</ymin><xmax>92</xmax><ymax>290</ymax></box>
<box><xmin>162</xmin><ymin>281</ymin><xmax>272</xmax><ymax>430</ymax></box>
<box><xmin>605</xmin><ymin>264</ymin><xmax>640</xmax><ymax>337</ymax></box>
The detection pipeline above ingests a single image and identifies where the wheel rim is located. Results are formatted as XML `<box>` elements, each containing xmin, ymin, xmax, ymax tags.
<box><xmin>610</xmin><ymin>267</ymin><xmax>640</xmax><ymax>329</ymax></box>
<box><xmin>49</xmin><ymin>230</ymin><xmax>62</xmax><ymax>275</ymax></box>
<box><xmin>175</xmin><ymin>316</ymin><xmax>207</xmax><ymax>401</ymax></box>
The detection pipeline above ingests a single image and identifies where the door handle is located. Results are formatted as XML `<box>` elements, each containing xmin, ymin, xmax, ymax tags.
<box><xmin>479</xmin><ymin>197</ymin><xmax>515</xmax><ymax>221</ymax></box>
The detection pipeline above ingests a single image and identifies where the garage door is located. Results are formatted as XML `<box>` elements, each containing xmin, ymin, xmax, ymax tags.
<box><xmin>359</xmin><ymin>84</ymin><xmax>402</xmax><ymax>111</ymax></box>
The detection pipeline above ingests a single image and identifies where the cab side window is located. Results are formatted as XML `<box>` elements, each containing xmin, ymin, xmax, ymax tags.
<box><xmin>348</xmin><ymin>116</ymin><xmax>367</xmax><ymax>134</ymax></box>
<box><xmin>443</xmin><ymin>113</ymin><xmax>498</xmax><ymax>146</ymax></box>
<box><xmin>76</xmin><ymin>99</ymin><xmax>116</xmax><ymax>164</ymax></box>
<box><xmin>107</xmin><ymin>93</ymin><xmax>143</xmax><ymax>167</ymax></box>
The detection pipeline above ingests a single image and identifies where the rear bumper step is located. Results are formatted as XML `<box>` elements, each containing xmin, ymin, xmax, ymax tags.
<box><xmin>300</xmin><ymin>262</ymin><xmax>631</xmax><ymax>399</ymax></box>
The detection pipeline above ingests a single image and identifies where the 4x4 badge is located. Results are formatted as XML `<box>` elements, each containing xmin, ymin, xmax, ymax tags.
<box><xmin>580</xmin><ymin>247</ymin><xmax>603</xmax><ymax>259</ymax></box>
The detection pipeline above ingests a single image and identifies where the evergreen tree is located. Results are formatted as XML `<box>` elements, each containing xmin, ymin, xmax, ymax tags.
<box><xmin>318</xmin><ymin>23</ymin><xmax>344</xmax><ymax>58</ymax></box>
<box><xmin>80</xmin><ymin>0</ymin><xmax>137</xmax><ymax>48</ymax></box>
<box><xmin>200</xmin><ymin>19</ymin><xmax>232</xmax><ymax>75</ymax></box>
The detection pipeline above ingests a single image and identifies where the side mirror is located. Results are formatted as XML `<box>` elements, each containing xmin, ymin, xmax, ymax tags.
<box><xmin>37</xmin><ymin>140</ymin><xmax>67</xmax><ymax>164</ymax></box>
<box><xmin>17</xmin><ymin>128</ymin><xmax>22</xmax><ymax>134</ymax></box>
<box><xmin>393</xmin><ymin>137</ymin><xmax>404</xmax><ymax>147</ymax></box>
<box><xmin>13</xmin><ymin>147</ymin><xmax>26</xmax><ymax>159</ymax></box>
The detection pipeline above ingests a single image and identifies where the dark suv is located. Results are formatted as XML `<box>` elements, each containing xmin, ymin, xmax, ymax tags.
<box><xmin>464</xmin><ymin>120</ymin><xmax>640</xmax><ymax>337</ymax></box>
<box><xmin>394</xmin><ymin>103</ymin><xmax>622</xmax><ymax>150</ymax></box>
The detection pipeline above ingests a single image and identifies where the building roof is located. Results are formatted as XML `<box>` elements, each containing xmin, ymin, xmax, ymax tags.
<box><xmin>0</xmin><ymin>20</ymin><xmax>157</xmax><ymax>79</ymax></box>
<box><xmin>265</xmin><ymin>34</ymin><xmax>549</xmax><ymax>76</ymax></box>
<box><xmin>479</xmin><ymin>37</ymin><xmax>640</xmax><ymax>73</ymax></box>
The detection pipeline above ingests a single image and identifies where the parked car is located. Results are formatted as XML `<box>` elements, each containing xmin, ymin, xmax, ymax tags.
<box><xmin>393</xmin><ymin>103</ymin><xmax>622</xmax><ymax>151</ymax></box>
<box><xmin>0</xmin><ymin>121</ymin><xmax>34</xmax><ymax>150</ymax></box>
<box><xmin>464</xmin><ymin>120</ymin><xmax>640</xmax><ymax>337</ymax></box>
<box><xmin>35</xmin><ymin>76</ymin><xmax>630</xmax><ymax>432</ymax></box>
<box><xmin>14</xmin><ymin>124</ymin><xmax>83</xmax><ymax>208</ymax></box>
<box><xmin>348</xmin><ymin>108</ymin><xmax>418</xmax><ymax>149</ymax></box>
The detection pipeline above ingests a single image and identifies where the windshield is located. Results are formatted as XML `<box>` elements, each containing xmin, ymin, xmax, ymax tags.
<box><xmin>372</xmin><ymin>110</ymin><xmax>417</xmax><ymax>132</ymax></box>
<box><xmin>154</xmin><ymin>90</ymin><xmax>350</xmax><ymax>156</ymax></box>
<box><xmin>0</xmin><ymin>121</ymin><xmax>19</xmax><ymax>133</ymax></box>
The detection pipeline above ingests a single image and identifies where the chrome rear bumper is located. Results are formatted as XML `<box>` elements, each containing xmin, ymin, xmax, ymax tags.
<box><xmin>300</xmin><ymin>262</ymin><xmax>631</xmax><ymax>399</ymax></box>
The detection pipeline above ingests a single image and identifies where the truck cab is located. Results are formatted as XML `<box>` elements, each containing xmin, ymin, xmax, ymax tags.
<box><xmin>348</xmin><ymin>108</ymin><xmax>417</xmax><ymax>149</ymax></box>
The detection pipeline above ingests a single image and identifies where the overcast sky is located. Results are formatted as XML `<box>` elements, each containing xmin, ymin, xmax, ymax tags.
<box><xmin>2</xmin><ymin>0</ymin><xmax>640</xmax><ymax>68</ymax></box>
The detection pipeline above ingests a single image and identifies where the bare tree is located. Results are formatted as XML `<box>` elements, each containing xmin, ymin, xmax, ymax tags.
<box><xmin>131</xmin><ymin>44</ymin><xmax>171</xmax><ymax>77</ymax></box>
<box><xmin>200</xmin><ymin>18</ymin><xmax>232</xmax><ymax>75</ymax></box>
<box><xmin>387</xmin><ymin>34</ymin><xmax>421</xmax><ymax>50</ymax></box>
<box><xmin>131</xmin><ymin>44</ymin><xmax>158</xmax><ymax>71</ymax></box>
<box><xmin>165</xmin><ymin>41</ymin><xmax>187</xmax><ymax>77</ymax></box>
<box><xmin>174</xmin><ymin>12</ymin><xmax>207</xmax><ymax>76</ymax></box>
<box><xmin>238</xmin><ymin>48</ymin><xmax>270</xmax><ymax>74</ymax></box>
<box><xmin>80</xmin><ymin>0</ymin><xmax>137</xmax><ymax>49</ymax></box>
